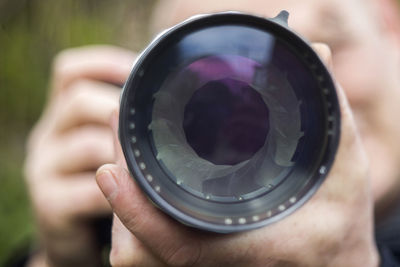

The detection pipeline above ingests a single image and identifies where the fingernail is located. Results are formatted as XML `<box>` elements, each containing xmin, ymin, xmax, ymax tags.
<box><xmin>96</xmin><ymin>169</ymin><xmax>118</xmax><ymax>201</ymax></box>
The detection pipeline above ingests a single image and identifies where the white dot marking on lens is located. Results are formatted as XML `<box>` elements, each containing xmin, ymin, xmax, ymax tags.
<box><xmin>279</xmin><ymin>205</ymin><xmax>286</xmax><ymax>211</ymax></box>
<box><xmin>139</xmin><ymin>162</ymin><xmax>146</xmax><ymax>170</ymax></box>
<box><xmin>252</xmin><ymin>215</ymin><xmax>260</xmax><ymax>222</ymax></box>
<box><xmin>130</xmin><ymin>108</ymin><xmax>135</xmax><ymax>115</ymax></box>
<box><xmin>225</xmin><ymin>218</ymin><xmax>233</xmax><ymax>225</ymax></box>
<box><xmin>134</xmin><ymin>149</ymin><xmax>141</xmax><ymax>157</ymax></box>
<box><xmin>238</xmin><ymin>218</ymin><xmax>246</xmax><ymax>224</ymax></box>
<box><xmin>129</xmin><ymin>122</ymin><xmax>135</xmax><ymax>129</ymax></box>
<box><xmin>205</xmin><ymin>195</ymin><xmax>211</xmax><ymax>200</ymax></box>
<box><xmin>290</xmin><ymin>197</ymin><xmax>297</xmax><ymax>204</ymax></box>
<box><xmin>155</xmin><ymin>185</ymin><xmax>161</xmax><ymax>192</ymax></box>
<box><xmin>267</xmin><ymin>211</ymin><xmax>272</xmax><ymax>217</ymax></box>
<box><xmin>319</xmin><ymin>166</ymin><xmax>327</xmax><ymax>174</ymax></box>
<box><xmin>131</xmin><ymin>136</ymin><xmax>137</xmax><ymax>143</ymax></box>
<box><xmin>238</xmin><ymin>196</ymin><xmax>243</xmax><ymax>201</ymax></box>
<box><xmin>146</xmin><ymin>174</ymin><xmax>153</xmax><ymax>182</ymax></box>
<box><xmin>177</xmin><ymin>180</ymin><xmax>182</xmax><ymax>185</ymax></box>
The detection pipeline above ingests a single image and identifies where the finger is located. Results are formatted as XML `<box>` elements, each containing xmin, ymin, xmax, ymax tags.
<box><xmin>51</xmin><ymin>45</ymin><xmax>136</xmax><ymax>97</ymax></box>
<box><xmin>33</xmin><ymin>173</ymin><xmax>111</xmax><ymax>226</ymax></box>
<box><xmin>110</xmin><ymin>215</ymin><xmax>166</xmax><ymax>267</ymax></box>
<box><xmin>62</xmin><ymin>174</ymin><xmax>112</xmax><ymax>218</ymax></box>
<box><xmin>49</xmin><ymin>125</ymin><xmax>114</xmax><ymax>174</ymax></box>
<box><xmin>52</xmin><ymin>79</ymin><xmax>120</xmax><ymax>132</ymax></box>
<box><xmin>311</xmin><ymin>42</ymin><xmax>333</xmax><ymax>71</ymax></box>
<box><xmin>96</xmin><ymin>164</ymin><xmax>202</xmax><ymax>267</ymax></box>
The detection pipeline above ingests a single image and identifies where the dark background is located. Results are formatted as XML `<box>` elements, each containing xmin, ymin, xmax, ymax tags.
<box><xmin>0</xmin><ymin>0</ymin><xmax>155</xmax><ymax>264</ymax></box>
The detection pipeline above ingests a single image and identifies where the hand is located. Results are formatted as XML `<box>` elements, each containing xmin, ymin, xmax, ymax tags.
<box><xmin>24</xmin><ymin>46</ymin><xmax>136</xmax><ymax>267</ymax></box>
<box><xmin>96</xmin><ymin>44</ymin><xmax>379</xmax><ymax>267</ymax></box>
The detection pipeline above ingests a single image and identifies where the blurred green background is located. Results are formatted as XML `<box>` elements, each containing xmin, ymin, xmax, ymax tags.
<box><xmin>0</xmin><ymin>0</ymin><xmax>155</xmax><ymax>264</ymax></box>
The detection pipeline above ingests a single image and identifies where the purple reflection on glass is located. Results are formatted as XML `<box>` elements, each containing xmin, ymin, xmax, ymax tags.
<box><xmin>187</xmin><ymin>55</ymin><xmax>257</xmax><ymax>84</ymax></box>
<box><xmin>183</xmin><ymin>56</ymin><xmax>269</xmax><ymax>165</ymax></box>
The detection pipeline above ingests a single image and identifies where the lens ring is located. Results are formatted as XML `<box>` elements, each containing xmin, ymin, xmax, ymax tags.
<box><xmin>119</xmin><ymin>12</ymin><xmax>340</xmax><ymax>232</ymax></box>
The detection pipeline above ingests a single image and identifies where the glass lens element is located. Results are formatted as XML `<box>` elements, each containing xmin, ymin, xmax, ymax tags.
<box><xmin>151</xmin><ymin>53</ymin><xmax>303</xmax><ymax>201</ymax></box>
<box><xmin>183</xmin><ymin>77</ymin><xmax>270</xmax><ymax>166</ymax></box>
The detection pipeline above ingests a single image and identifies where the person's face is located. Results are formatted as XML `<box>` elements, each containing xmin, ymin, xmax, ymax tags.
<box><xmin>152</xmin><ymin>0</ymin><xmax>400</xmax><ymax>209</ymax></box>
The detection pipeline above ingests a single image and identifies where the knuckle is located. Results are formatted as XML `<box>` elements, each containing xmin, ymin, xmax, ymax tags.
<box><xmin>59</xmin><ymin>82</ymin><xmax>92</xmax><ymax>122</ymax></box>
<box><xmin>119</xmin><ymin>210</ymin><xmax>141</xmax><ymax>234</ymax></box>
<box><xmin>78</xmin><ymin>128</ymin><xmax>113</xmax><ymax>160</ymax></box>
<box><xmin>52</xmin><ymin>48</ymin><xmax>79</xmax><ymax>76</ymax></box>
<box><xmin>67</xmin><ymin>82</ymin><xmax>91</xmax><ymax>107</ymax></box>
<box><xmin>24</xmin><ymin>150</ymin><xmax>49</xmax><ymax>185</ymax></box>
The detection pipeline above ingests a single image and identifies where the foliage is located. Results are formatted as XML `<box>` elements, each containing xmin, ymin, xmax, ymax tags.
<box><xmin>0</xmin><ymin>0</ymin><xmax>154</xmax><ymax>264</ymax></box>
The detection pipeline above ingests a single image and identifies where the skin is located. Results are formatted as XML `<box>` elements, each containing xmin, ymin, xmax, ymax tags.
<box><xmin>24</xmin><ymin>46</ymin><xmax>136</xmax><ymax>267</ymax></box>
<box><xmin>24</xmin><ymin>0</ymin><xmax>400</xmax><ymax>266</ymax></box>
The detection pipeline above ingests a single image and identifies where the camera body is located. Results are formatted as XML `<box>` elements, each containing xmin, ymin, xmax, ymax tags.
<box><xmin>119</xmin><ymin>11</ymin><xmax>340</xmax><ymax>233</ymax></box>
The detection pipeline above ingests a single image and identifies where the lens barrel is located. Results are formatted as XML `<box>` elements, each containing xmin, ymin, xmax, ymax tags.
<box><xmin>119</xmin><ymin>11</ymin><xmax>340</xmax><ymax>233</ymax></box>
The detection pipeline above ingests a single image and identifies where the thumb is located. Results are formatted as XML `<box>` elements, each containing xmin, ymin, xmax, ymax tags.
<box><xmin>96</xmin><ymin>111</ymin><xmax>203</xmax><ymax>266</ymax></box>
<box><xmin>95</xmin><ymin>164</ymin><xmax>202</xmax><ymax>266</ymax></box>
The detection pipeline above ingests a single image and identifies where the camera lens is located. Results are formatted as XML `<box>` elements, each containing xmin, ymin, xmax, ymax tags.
<box><xmin>119</xmin><ymin>11</ymin><xmax>340</xmax><ymax>232</ymax></box>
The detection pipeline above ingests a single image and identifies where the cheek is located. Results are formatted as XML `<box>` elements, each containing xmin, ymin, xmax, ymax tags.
<box><xmin>332</xmin><ymin>45</ymin><xmax>384</xmax><ymax>107</ymax></box>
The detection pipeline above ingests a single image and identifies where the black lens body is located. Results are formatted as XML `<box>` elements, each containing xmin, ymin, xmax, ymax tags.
<box><xmin>119</xmin><ymin>11</ymin><xmax>340</xmax><ymax>233</ymax></box>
